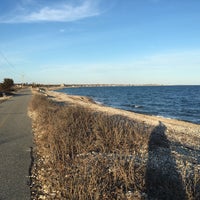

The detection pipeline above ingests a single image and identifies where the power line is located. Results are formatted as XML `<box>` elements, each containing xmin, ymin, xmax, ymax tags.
<box><xmin>0</xmin><ymin>49</ymin><xmax>32</xmax><ymax>83</ymax></box>
<box><xmin>0</xmin><ymin>51</ymin><xmax>16</xmax><ymax>70</ymax></box>
<box><xmin>0</xmin><ymin>50</ymin><xmax>23</xmax><ymax>81</ymax></box>
<box><xmin>0</xmin><ymin>56</ymin><xmax>16</xmax><ymax>75</ymax></box>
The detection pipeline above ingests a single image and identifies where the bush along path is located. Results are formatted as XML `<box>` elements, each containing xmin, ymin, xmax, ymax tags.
<box><xmin>29</xmin><ymin>94</ymin><xmax>200</xmax><ymax>200</ymax></box>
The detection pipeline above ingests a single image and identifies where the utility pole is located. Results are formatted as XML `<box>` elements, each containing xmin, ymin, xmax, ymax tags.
<box><xmin>21</xmin><ymin>74</ymin><xmax>25</xmax><ymax>86</ymax></box>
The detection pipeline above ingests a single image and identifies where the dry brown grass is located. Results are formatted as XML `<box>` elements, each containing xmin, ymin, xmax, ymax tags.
<box><xmin>29</xmin><ymin>94</ymin><xmax>200</xmax><ymax>200</ymax></box>
<box><xmin>0</xmin><ymin>96</ymin><xmax>12</xmax><ymax>103</ymax></box>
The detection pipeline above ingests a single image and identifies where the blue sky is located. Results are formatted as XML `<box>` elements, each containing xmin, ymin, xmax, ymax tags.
<box><xmin>0</xmin><ymin>0</ymin><xmax>200</xmax><ymax>84</ymax></box>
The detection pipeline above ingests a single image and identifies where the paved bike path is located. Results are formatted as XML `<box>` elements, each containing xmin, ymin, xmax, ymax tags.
<box><xmin>0</xmin><ymin>89</ymin><xmax>32</xmax><ymax>200</ymax></box>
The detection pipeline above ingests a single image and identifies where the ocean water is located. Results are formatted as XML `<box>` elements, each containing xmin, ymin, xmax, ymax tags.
<box><xmin>58</xmin><ymin>86</ymin><xmax>200</xmax><ymax>124</ymax></box>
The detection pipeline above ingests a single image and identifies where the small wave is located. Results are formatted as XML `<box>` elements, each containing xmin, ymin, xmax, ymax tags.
<box><xmin>134</xmin><ymin>105</ymin><xmax>143</xmax><ymax>108</ymax></box>
<box><xmin>123</xmin><ymin>104</ymin><xmax>143</xmax><ymax>109</ymax></box>
<box><xmin>95</xmin><ymin>100</ymin><xmax>104</xmax><ymax>105</ymax></box>
<box><xmin>156</xmin><ymin>115</ymin><xmax>174</xmax><ymax>120</ymax></box>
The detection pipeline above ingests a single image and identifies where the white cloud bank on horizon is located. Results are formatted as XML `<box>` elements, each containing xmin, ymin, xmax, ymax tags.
<box><xmin>0</xmin><ymin>0</ymin><xmax>101</xmax><ymax>23</ymax></box>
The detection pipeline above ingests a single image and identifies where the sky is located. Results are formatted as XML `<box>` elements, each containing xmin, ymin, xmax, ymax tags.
<box><xmin>0</xmin><ymin>0</ymin><xmax>200</xmax><ymax>85</ymax></box>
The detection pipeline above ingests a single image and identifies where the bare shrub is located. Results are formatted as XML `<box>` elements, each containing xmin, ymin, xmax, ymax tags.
<box><xmin>29</xmin><ymin>94</ymin><xmax>199</xmax><ymax>200</ymax></box>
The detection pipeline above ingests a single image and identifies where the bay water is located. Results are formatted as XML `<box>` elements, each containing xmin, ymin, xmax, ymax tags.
<box><xmin>58</xmin><ymin>86</ymin><xmax>200</xmax><ymax>124</ymax></box>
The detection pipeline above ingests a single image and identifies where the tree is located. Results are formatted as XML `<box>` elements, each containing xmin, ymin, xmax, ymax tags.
<box><xmin>0</xmin><ymin>78</ymin><xmax>14</xmax><ymax>92</ymax></box>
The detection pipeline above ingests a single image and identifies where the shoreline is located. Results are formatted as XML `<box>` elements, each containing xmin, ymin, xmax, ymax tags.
<box><xmin>54</xmin><ymin>86</ymin><xmax>200</xmax><ymax>126</ymax></box>
<box><xmin>47</xmin><ymin>88</ymin><xmax>200</xmax><ymax>127</ymax></box>
<box><xmin>46</xmin><ymin>90</ymin><xmax>200</xmax><ymax>147</ymax></box>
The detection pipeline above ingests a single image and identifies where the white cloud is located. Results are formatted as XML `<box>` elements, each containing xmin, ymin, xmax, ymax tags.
<box><xmin>0</xmin><ymin>0</ymin><xmax>101</xmax><ymax>23</ymax></box>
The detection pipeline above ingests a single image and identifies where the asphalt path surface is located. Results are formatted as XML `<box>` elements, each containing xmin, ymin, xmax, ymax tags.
<box><xmin>0</xmin><ymin>88</ymin><xmax>32</xmax><ymax>200</ymax></box>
